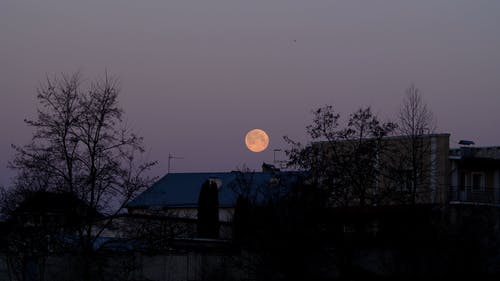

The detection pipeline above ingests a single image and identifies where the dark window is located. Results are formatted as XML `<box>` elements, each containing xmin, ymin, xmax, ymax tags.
<box><xmin>472</xmin><ymin>173</ymin><xmax>484</xmax><ymax>191</ymax></box>
<box><xmin>459</xmin><ymin>172</ymin><xmax>466</xmax><ymax>191</ymax></box>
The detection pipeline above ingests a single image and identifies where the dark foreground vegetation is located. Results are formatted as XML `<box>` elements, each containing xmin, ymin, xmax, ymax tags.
<box><xmin>233</xmin><ymin>185</ymin><xmax>500</xmax><ymax>281</ymax></box>
<box><xmin>2</xmin><ymin>186</ymin><xmax>500</xmax><ymax>281</ymax></box>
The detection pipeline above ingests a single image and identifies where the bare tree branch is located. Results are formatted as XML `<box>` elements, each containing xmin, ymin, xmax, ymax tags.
<box><xmin>4</xmin><ymin>72</ymin><xmax>156</xmax><ymax>281</ymax></box>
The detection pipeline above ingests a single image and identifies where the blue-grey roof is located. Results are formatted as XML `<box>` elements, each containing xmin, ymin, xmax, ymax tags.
<box><xmin>127</xmin><ymin>171</ymin><xmax>301</xmax><ymax>209</ymax></box>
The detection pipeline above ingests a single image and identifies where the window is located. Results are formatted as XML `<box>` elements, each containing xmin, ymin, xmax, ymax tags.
<box><xmin>459</xmin><ymin>172</ymin><xmax>467</xmax><ymax>191</ymax></box>
<box><xmin>471</xmin><ymin>173</ymin><xmax>485</xmax><ymax>191</ymax></box>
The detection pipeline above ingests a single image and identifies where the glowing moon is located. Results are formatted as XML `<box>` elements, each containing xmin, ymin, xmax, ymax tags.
<box><xmin>245</xmin><ymin>129</ymin><xmax>269</xmax><ymax>153</ymax></box>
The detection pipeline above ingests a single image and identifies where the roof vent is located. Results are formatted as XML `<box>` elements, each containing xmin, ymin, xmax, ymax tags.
<box><xmin>458</xmin><ymin>140</ymin><xmax>475</xmax><ymax>146</ymax></box>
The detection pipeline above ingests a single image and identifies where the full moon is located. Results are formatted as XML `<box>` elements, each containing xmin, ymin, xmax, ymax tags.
<box><xmin>245</xmin><ymin>129</ymin><xmax>269</xmax><ymax>153</ymax></box>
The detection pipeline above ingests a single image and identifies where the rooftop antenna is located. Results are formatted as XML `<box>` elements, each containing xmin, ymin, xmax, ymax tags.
<box><xmin>273</xmin><ymin>149</ymin><xmax>287</xmax><ymax>169</ymax></box>
<box><xmin>273</xmin><ymin>149</ymin><xmax>280</xmax><ymax>164</ymax></box>
<box><xmin>168</xmin><ymin>153</ymin><xmax>184</xmax><ymax>174</ymax></box>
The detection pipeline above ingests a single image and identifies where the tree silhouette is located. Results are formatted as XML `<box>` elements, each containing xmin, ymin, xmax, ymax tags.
<box><xmin>197</xmin><ymin>180</ymin><xmax>219</xmax><ymax>239</ymax></box>
<box><xmin>6</xmin><ymin>71</ymin><xmax>156</xmax><ymax>280</ymax></box>
<box><xmin>286</xmin><ymin>106</ymin><xmax>396</xmax><ymax>207</ymax></box>
<box><xmin>386</xmin><ymin>85</ymin><xmax>437</xmax><ymax>204</ymax></box>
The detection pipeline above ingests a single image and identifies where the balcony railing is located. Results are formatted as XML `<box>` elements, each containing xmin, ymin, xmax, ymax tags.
<box><xmin>448</xmin><ymin>186</ymin><xmax>500</xmax><ymax>205</ymax></box>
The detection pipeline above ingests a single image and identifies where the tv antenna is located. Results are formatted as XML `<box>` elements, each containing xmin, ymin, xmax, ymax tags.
<box><xmin>167</xmin><ymin>153</ymin><xmax>184</xmax><ymax>173</ymax></box>
<box><xmin>273</xmin><ymin>149</ymin><xmax>287</xmax><ymax>169</ymax></box>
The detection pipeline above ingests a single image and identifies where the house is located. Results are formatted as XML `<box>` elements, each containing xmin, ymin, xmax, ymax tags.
<box><xmin>449</xmin><ymin>146</ymin><xmax>500</xmax><ymax>205</ymax></box>
<box><xmin>127</xmin><ymin>169</ymin><xmax>301</xmax><ymax>221</ymax></box>
<box><xmin>126</xmin><ymin>169</ymin><xmax>301</xmax><ymax>239</ymax></box>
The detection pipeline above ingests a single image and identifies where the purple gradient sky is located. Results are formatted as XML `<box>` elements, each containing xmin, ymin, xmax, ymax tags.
<box><xmin>1</xmin><ymin>0</ymin><xmax>500</xmax><ymax>186</ymax></box>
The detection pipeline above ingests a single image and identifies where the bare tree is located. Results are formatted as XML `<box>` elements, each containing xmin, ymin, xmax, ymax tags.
<box><xmin>389</xmin><ymin>84</ymin><xmax>436</xmax><ymax>204</ymax></box>
<box><xmin>399</xmin><ymin>84</ymin><xmax>435</xmax><ymax>137</ymax></box>
<box><xmin>286</xmin><ymin>106</ymin><xmax>396</xmax><ymax>207</ymax></box>
<box><xmin>6</xmin><ymin>72</ymin><xmax>156</xmax><ymax>280</ymax></box>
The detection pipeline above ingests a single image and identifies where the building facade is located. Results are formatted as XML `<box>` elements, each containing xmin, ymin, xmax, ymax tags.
<box><xmin>449</xmin><ymin>146</ymin><xmax>500</xmax><ymax>205</ymax></box>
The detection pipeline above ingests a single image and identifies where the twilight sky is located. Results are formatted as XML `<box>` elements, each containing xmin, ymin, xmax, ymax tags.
<box><xmin>1</xmin><ymin>0</ymin><xmax>500</xmax><ymax>186</ymax></box>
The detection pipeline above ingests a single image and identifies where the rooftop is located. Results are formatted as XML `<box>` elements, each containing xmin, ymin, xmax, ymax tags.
<box><xmin>449</xmin><ymin>146</ymin><xmax>500</xmax><ymax>160</ymax></box>
<box><xmin>127</xmin><ymin>171</ymin><xmax>302</xmax><ymax>210</ymax></box>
